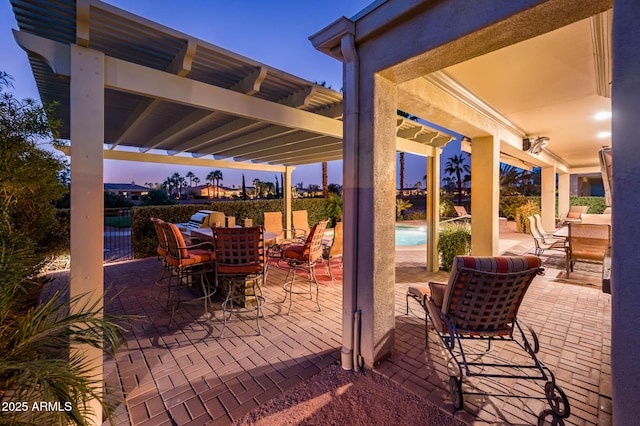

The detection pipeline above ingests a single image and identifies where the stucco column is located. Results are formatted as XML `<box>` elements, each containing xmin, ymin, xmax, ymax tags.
<box><xmin>355</xmin><ymin>71</ymin><xmax>397</xmax><ymax>366</ymax></box>
<box><xmin>426</xmin><ymin>151</ymin><xmax>440</xmax><ymax>271</ymax></box>
<box><xmin>540</xmin><ymin>166</ymin><xmax>557</xmax><ymax>233</ymax></box>
<box><xmin>612</xmin><ymin>0</ymin><xmax>640</xmax><ymax>422</ymax></box>
<box><xmin>557</xmin><ymin>172</ymin><xmax>570</xmax><ymax>223</ymax></box>
<box><xmin>70</xmin><ymin>44</ymin><xmax>105</xmax><ymax>424</ymax></box>
<box><xmin>283</xmin><ymin>167</ymin><xmax>293</xmax><ymax>238</ymax></box>
<box><xmin>470</xmin><ymin>136</ymin><xmax>499</xmax><ymax>255</ymax></box>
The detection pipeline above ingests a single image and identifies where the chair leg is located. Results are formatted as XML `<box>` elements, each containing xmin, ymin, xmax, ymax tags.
<box><xmin>327</xmin><ymin>257</ymin><xmax>334</xmax><ymax>283</ymax></box>
<box><xmin>309</xmin><ymin>264</ymin><xmax>321</xmax><ymax>312</ymax></box>
<box><xmin>282</xmin><ymin>265</ymin><xmax>296</xmax><ymax>315</ymax></box>
<box><xmin>405</xmin><ymin>293</ymin><xmax>410</xmax><ymax>315</ymax></box>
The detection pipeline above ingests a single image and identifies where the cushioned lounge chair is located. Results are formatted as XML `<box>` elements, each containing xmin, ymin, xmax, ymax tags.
<box><xmin>558</xmin><ymin>205</ymin><xmax>588</xmax><ymax>224</ymax></box>
<box><xmin>406</xmin><ymin>255</ymin><xmax>570</xmax><ymax>419</ymax></box>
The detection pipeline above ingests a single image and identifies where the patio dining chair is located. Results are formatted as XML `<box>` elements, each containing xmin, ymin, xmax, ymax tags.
<box><xmin>407</xmin><ymin>255</ymin><xmax>570</xmax><ymax>419</ymax></box>
<box><xmin>533</xmin><ymin>214</ymin><xmax>555</xmax><ymax>239</ymax></box>
<box><xmin>151</xmin><ymin>217</ymin><xmax>173</xmax><ymax>299</ymax></box>
<box><xmin>212</xmin><ymin>226</ymin><xmax>266</xmax><ymax>337</ymax></box>
<box><xmin>292</xmin><ymin>210</ymin><xmax>311</xmax><ymax>242</ymax></box>
<box><xmin>281</xmin><ymin>219</ymin><xmax>330</xmax><ymax>314</ymax></box>
<box><xmin>528</xmin><ymin>216</ymin><xmax>567</xmax><ymax>256</ymax></box>
<box><xmin>263</xmin><ymin>212</ymin><xmax>286</xmax><ymax>241</ymax></box>
<box><xmin>324</xmin><ymin>221</ymin><xmax>343</xmax><ymax>282</ymax></box>
<box><xmin>161</xmin><ymin>221</ymin><xmax>217</xmax><ymax>327</ymax></box>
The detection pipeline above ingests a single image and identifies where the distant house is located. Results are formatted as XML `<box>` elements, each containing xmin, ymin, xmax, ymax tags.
<box><xmin>190</xmin><ymin>184</ymin><xmax>242</xmax><ymax>199</ymax></box>
<box><xmin>104</xmin><ymin>183</ymin><xmax>149</xmax><ymax>202</ymax></box>
<box><xmin>397</xmin><ymin>187</ymin><xmax>426</xmax><ymax>196</ymax></box>
<box><xmin>295</xmin><ymin>187</ymin><xmax>324</xmax><ymax>198</ymax></box>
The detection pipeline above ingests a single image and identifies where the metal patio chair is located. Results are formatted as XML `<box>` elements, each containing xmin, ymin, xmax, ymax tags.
<box><xmin>161</xmin><ymin>221</ymin><xmax>217</xmax><ymax>327</ymax></box>
<box><xmin>281</xmin><ymin>219</ymin><xmax>330</xmax><ymax>314</ymax></box>
<box><xmin>528</xmin><ymin>216</ymin><xmax>567</xmax><ymax>256</ymax></box>
<box><xmin>407</xmin><ymin>255</ymin><xmax>570</xmax><ymax>420</ymax></box>
<box><xmin>213</xmin><ymin>226</ymin><xmax>266</xmax><ymax>337</ymax></box>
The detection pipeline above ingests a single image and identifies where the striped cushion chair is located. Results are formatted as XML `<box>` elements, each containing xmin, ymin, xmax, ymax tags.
<box><xmin>425</xmin><ymin>255</ymin><xmax>543</xmax><ymax>336</ymax></box>
<box><xmin>419</xmin><ymin>256</ymin><xmax>571</xmax><ymax>417</ymax></box>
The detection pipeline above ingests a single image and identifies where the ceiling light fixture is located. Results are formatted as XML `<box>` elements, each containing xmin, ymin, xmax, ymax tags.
<box><xmin>522</xmin><ymin>136</ymin><xmax>549</xmax><ymax>155</ymax></box>
<box><xmin>594</xmin><ymin>111</ymin><xmax>612</xmax><ymax>121</ymax></box>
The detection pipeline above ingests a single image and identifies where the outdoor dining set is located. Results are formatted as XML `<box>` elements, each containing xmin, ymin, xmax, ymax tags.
<box><xmin>150</xmin><ymin>210</ymin><xmax>342</xmax><ymax>338</ymax></box>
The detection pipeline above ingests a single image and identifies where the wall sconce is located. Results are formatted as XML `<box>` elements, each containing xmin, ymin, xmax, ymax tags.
<box><xmin>523</xmin><ymin>136</ymin><xmax>549</xmax><ymax>154</ymax></box>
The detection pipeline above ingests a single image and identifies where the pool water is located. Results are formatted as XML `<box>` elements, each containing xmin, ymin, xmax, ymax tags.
<box><xmin>324</xmin><ymin>225</ymin><xmax>427</xmax><ymax>247</ymax></box>
<box><xmin>395</xmin><ymin>226</ymin><xmax>427</xmax><ymax>246</ymax></box>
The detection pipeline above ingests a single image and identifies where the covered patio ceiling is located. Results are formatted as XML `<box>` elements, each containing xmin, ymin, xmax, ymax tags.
<box><xmin>12</xmin><ymin>0</ymin><xmax>454</xmax><ymax>171</ymax></box>
<box><xmin>395</xmin><ymin>11</ymin><xmax>612</xmax><ymax>173</ymax></box>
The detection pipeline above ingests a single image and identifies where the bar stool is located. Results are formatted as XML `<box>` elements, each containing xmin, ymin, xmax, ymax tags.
<box><xmin>281</xmin><ymin>219</ymin><xmax>329</xmax><ymax>314</ymax></box>
<box><xmin>161</xmin><ymin>221</ymin><xmax>217</xmax><ymax>327</ymax></box>
<box><xmin>213</xmin><ymin>226</ymin><xmax>266</xmax><ymax>337</ymax></box>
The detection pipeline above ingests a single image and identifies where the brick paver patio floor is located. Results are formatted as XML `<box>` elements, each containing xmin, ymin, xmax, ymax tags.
<box><xmin>46</xmin><ymin>221</ymin><xmax>611</xmax><ymax>425</ymax></box>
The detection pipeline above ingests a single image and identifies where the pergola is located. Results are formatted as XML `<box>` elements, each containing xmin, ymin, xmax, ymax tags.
<box><xmin>11</xmin><ymin>0</ymin><xmax>456</xmax><ymax>421</ymax></box>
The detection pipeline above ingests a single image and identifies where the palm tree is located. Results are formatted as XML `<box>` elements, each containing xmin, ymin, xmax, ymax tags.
<box><xmin>322</xmin><ymin>162</ymin><xmax>328</xmax><ymax>197</ymax></box>
<box><xmin>206</xmin><ymin>170</ymin><xmax>223</xmax><ymax>198</ymax></box>
<box><xmin>444</xmin><ymin>154</ymin><xmax>471</xmax><ymax>205</ymax></box>
<box><xmin>206</xmin><ymin>171</ymin><xmax>215</xmax><ymax>198</ymax></box>
<box><xmin>213</xmin><ymin>170</ymin><xmax>223</xmax><ymax>198</ymax></box>
<box><xmin>499</xmin><ymin>164</ymin><xmax>524</xmax><ymax>195</ymax></box>
<box><xmin>177</xmin><ymin>175</ymin><xmax>187</xmax><ymax>199</ymax></box>
<box><xmin>252</xmin><ymin>178</ymin><xmax>261</xmax><ymax>198</ymax></box>
<box><xmin>186</xmin><ymin>171</ymin><xmax>195</xmax><ymax>187</ymax></box>
<box><xmin>193</xmin><ymin>176</ymin><xmax>200</xmax><ymax>187</ymax></box>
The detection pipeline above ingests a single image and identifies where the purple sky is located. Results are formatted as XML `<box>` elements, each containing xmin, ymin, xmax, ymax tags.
<box><xmin>1</xmin><ymin>0</ymin><xmax>464</xmax><ymax>189</ymax></box>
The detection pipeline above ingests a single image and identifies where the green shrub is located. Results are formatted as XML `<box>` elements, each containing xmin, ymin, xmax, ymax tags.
<box><xmin>515</xmin><ymin>200</ymin><xmax>540</xmax><ymax>233</ymax></box>
<box><xmin>404</xmin><ymin>211</ymin><xmax>426</xmax><ymax>221</ymax></box>
<box><xmin>396</xmin><ymin>199</ymin><xmax>413</xmax><ymax>219</ymax></box>
<box><xmin>568</xmin><ymin>196</ymin><xmax>607</xmax><ymax>214</ymax></box>
<box><xmin>440</xmin><ymin>192</ymin><xmax>456</xmax><ymax>217</ymax></box>
<box><xmin>438</xmin><ymin>223</ymin><xmax>471</xmax><ymax>271</ymax></box>
<box><xmin>500</xmin><ymin>195</ymin><xmax>539</xmax><ymax>220</ymax></box>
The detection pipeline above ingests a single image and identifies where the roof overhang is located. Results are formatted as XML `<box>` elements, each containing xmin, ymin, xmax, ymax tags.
<box><xmin>12</xmin><ymin>0</ymin><xmax>455</xmax><ymax>171</ymax></box>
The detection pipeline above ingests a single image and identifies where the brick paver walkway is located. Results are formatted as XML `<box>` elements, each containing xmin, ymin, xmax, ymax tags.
<box><xmin>45</xmin><ymin>221</ymin><xmax>611</xmax><ymax>425</ymax></box>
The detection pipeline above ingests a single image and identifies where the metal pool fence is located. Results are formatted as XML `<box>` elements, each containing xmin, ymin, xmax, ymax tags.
<box><xmin>104</xmin><ymin>208</ymin><xmax>132</xmax><ymax>262</ymax></box>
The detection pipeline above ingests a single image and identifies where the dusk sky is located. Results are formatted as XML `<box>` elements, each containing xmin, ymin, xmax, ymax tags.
<box><xmin>1</xmin><ymin>0</ymin><xmax>463</xmax><ymax>189</ymax></box>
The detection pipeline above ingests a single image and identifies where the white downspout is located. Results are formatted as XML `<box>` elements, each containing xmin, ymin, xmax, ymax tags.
<box><xmin>341</xmin><ymin>32</ymin><xmax>360</xmax><ymax>371</ymax></box>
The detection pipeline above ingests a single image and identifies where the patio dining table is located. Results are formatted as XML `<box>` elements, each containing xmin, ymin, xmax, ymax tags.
<box><xmin>191</xmin><ymin>227</ymin><xmax>278</xmax><ymax>247</ymax></box>
<box><xmin>553</xmin><ymin>226</ymin><xmax>569</xmax><ymax>238</ymax></box>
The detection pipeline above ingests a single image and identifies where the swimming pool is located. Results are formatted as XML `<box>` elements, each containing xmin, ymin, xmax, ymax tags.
<box><xmin>324</xmin><ymin>225</ymin><xmax>427</xmax><ymax>247</ymax></box>
<box><xmin>394</xmin><ymin>225</ymin><xmax>427</xmax><ymax>246</ymax></box>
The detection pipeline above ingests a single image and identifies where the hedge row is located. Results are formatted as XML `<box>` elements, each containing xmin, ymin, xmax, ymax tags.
<box><xmin>499</xmin><ymin>195</ymin><xmax>607</xmax><ymax>220</ymax></box>
<box><xmin>131</xmin><ymin>198</ymin><xmax>331</xmax><ymax>259</ymax></box>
